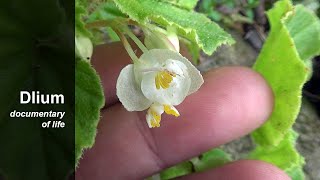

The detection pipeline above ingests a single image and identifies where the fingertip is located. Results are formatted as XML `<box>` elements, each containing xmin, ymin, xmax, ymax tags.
<box><xmin>203</xmin><ymin>66</ymin><xmax>274</xmax><ymax>127</ymax></box>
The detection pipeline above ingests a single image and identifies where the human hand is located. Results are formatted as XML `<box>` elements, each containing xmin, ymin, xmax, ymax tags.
<box><xmin>76</xmin><ymin>43</ymin><xmax>290</xmax><ymax>180</ymax></box>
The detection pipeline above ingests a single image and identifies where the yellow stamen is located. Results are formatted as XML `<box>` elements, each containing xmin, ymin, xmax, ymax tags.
<box><xmin>151</xmin><ymin>111</ymin><xmax>160</xmax><ymax>123</ymax></box>
<box><xmin>155</xmin><ymin>71</ymin><xmax>175</xmax><ymax>90</ymax></box>
<box><xmin>150</xmin><ymin>110</ymin><xmax>161</xmax><ymax>128</ymax></box>
<box><xmin>155</xmin><ymin>74</ymin><xmax>161</xmax><ymax>89</ymax></box>
<box><xmin>164</xmin><ymin>105</ymin><xmax>180</xmax><ymax>117</ymax></box>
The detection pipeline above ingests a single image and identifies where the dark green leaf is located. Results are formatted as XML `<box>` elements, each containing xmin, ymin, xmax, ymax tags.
<box><xmin>75</xmin><ymin>59</ymin><xmax>105</xmax><ymax>164</ymax></box>
<box><xmin>112</xmin><ymin>0</ymin><xmax>234</xmax><ymax>55</ymax></box>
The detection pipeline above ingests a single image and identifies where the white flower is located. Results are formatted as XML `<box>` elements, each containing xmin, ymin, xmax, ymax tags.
<box><xmin>116</xmin><ymin>49</ymin><xmax>203</xmax><ymax>128</ymax></box>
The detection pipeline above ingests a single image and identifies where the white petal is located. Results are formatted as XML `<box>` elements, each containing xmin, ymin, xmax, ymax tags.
<box><xmin>150</xmin><ymin>103</ymin><xmax>165</xmax><ymax>114</ymax></box>
<box><xmin>164</xmin><ymin>59</ymin><xmax>185</xmax><ymax>75</ymax></box>
<box><xmin>179</xmin><ymin>59</ymin><xmax>204</xmax><ymax>95</ymax></box>
<box><xmin>141</xmin><ymin>60</ymin><xmax>191</xmax><ymax>105</ymax></box>
<box><xmin>135</xmin><ymin>49</ymin><xmax>203</xmax><ymax>95</ymax></box>
<box><xmin>116</xmin><ymin>64</ymin><xmax>152</xmax><ymax>111</ymax></box>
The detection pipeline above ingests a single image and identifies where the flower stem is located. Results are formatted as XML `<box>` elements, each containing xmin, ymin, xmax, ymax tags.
<box><xmin>114</xmin><ymin>28</ymin><xmax>139</xmax><ymax>63</ymax></box>
<box><xmin>190</xmin><ymin>157</ymin><xmax>201</xmax><ymax>167</ymax></box>
<box><xmin>122</xmin><ymin>27</ymin><xmax>148</xmax><ymax>53</ymax></box>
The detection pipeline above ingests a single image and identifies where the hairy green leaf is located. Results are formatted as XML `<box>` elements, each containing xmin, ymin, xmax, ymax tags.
<box><xmin>250</xmin><ymin>1</ymin><xmax>320</xmax><ymax>179</ymax></box>
<box><xmin>112</xmin><ymin>0</ymin><xmax>234</xmax><ymax>55</ymax></box>
<box><xmin>75</xmin><ymin>59</ymin><xmax>105</xmax><ymax>164</ymax></box>
<box><xmin>87</xmin><ymin>1</ymin><xmax>127</xmax><ymax>22</ymax></box>
<box><xmin>252</xmin><ymin>0</ymin><xmax>320</xmax><ymax>146</ymax></box>
<box><xmin>85</xmin><ymin>1</ymin><xmax>125</xmax><ymax>43</ymax></box>
<box><xmin>249</xmin><ymin>130</ymin><xmax>305</xmax><ymax>180</ymax></box>
<box><xmin>74</xmin><ymin>0</ymin><xmax>108</xmax><ymax>167</ymax></box>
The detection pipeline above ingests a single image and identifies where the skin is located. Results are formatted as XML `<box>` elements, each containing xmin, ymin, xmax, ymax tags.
<box><xmin>76</xmin><ymin>43</ymin><xmax>291</xmax><ymax>180</ymax></box>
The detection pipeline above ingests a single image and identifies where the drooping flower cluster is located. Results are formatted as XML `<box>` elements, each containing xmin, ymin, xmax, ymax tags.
<box><xmin>116</xmin><ymin>49</ymin><xmax>203</xmax><ymax>128</ymax></box>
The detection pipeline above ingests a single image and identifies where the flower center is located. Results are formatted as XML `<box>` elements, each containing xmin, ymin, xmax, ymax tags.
<box><xmin>155</xmin><ymin>70</ymin><xmax>176</xmax><ymax>89</ymax></box>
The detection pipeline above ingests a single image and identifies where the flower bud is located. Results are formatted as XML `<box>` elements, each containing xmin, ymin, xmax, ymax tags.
<box><xmin>75</xmin><ymin>35</ymin><xmax>93</xmax><ymax>61</ymax></box>
<box><xmin>144</xmin><ymin>26</ymin><xmax>179</xmax><ymax>52</ymax></box>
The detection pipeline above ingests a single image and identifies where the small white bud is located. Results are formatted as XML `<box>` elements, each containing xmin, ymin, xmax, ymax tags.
<box><xmin>75</xmin><ymin>36</ymin><xmax>93</xmax><ymax>61</ymax></box>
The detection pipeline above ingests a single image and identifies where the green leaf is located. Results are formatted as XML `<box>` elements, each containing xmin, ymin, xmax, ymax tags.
<box><xmin>112</xmin><ymin>0</ymin><xmax>234</xmax><ymax>55</ymax></box>
<box><xmin>191</xmin><ymin>148</ymin><xmax>232</xmax><ymax>172</ymax></box>
<box><xmin>252</xmin><ymin>0</ymin><xmax>320</xmax><ymax>146</ymax></box>
<box><xmin>285</xmin><ymin>5</ymin><xmax>320</xmax><ymax>61</ymax></box>
<box><xmin>159</xmin><ymin>161</ymin><xmax>193</xmax><ymax>180</ymax></box>
<box><xmin>0</xmin><ymin>0</ymin><xmax>74</xmax><ymax>179</ymax></box>
<box><xmin>75</xmin><ymin>59</ymin><xmax>105</xmax><ymax>164</ymax></box>
<box><xmin>85</xmin><ymin>1</ymin><xmax>125</xmax><ymax>44</ymax></box>
<box><xmin>74</xmin><ymin>0</ymin><xmax>105</xmax><ymax>167</ymax></box>
<box><xmin>249</xmin><ymin>130</ymin><xmax>305</xmax><ymax>180</ymax></box>
<box><xmin>87</xmin><ymin>1</ymin><xmax>127</xmax><ymax>22</ymax></box>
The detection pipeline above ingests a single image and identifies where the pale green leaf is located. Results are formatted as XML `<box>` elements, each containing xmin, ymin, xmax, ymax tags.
<box><xmin>249</xmin><ymin>130</ymin><xmax>305</xmax><ymax>180</ymax></box>
<box><xmin>75</xmin><ymin>59</ymin><xmax>105</xmax><ymax>164</ymax></box>
<box><xmin>250</xmin><ymin>1</ymin><xmax>320</xmax><ymax>179</ymax></box>
<box><xmin>285</xmin><ymin>5</ymin><xmax>320</xmax><ymax>61</ymax></box>
<box><xmin>252</xmin><ymin>0</ymin><xmax>320</xmax><ymax>146</ymax></box>
<box><xmin>112</xmin><ymin>0</ymin><xmax>234</xmax><ymax>55</ymax></box>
